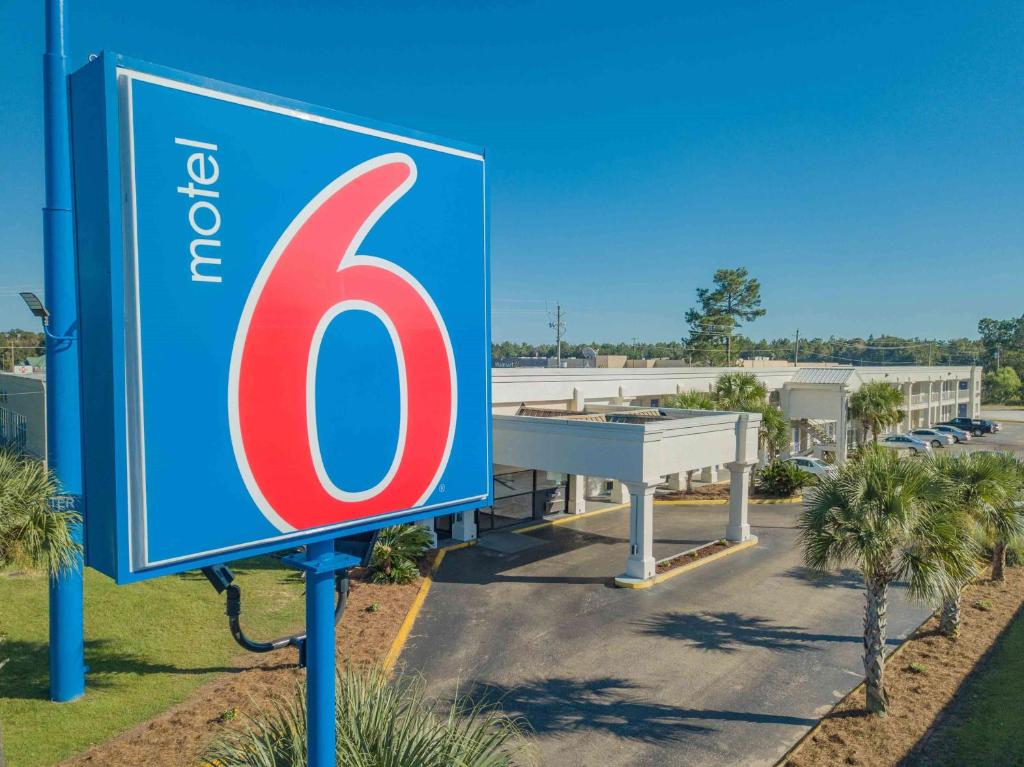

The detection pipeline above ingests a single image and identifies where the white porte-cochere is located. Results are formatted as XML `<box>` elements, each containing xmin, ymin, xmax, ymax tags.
<box><xmin>492</xmin><ymin>405</ymin><xmax>760</xmax><ymax>585</ymax></box>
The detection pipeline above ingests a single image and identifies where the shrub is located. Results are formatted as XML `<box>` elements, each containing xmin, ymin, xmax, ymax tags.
<box><xmin>201</xmin><ymin>666</ymin><xmax>531</xmax><ymax>767</ymax></box>
<box><xmin>0</xmin><ymin>445</ymin><xmax>80</xmax><ymax>575</ymax></box>
<box><xmin>369</xmin><ymin>524</ymin><xmax>432</xmax><ymax>585</ymax></box>
<box><xmin>756</xmin><ymin>460</ymin><xmax>814</xmax><ymax>497</ymax></box>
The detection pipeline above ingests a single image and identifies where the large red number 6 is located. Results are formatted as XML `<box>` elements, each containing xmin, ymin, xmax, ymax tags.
<box><xmin>228</xmin><ymin>154</ymin><xmax>456</xmax><ymax>531</ymax></box>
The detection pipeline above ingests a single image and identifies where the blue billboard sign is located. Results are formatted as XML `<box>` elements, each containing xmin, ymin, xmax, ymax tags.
<box><xmin>69</xmin><ymin>54</ymin><xmax>491</xmax><ymax>583</ymax></box>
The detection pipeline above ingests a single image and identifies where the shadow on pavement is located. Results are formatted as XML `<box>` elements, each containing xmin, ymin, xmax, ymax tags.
<box><xmin>467</xmin><ymin>676</ymin><xmax>817</xmax><ymax>744</ymax></box>
<box><xmin>635</xmin><ymin>610</ymin><xmax>901</xmax><ymax>652</ymax></box>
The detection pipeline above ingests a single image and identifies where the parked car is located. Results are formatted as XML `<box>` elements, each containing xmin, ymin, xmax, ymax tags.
<box><xmin>931</xmin><ymin>424</ymin><xmax>972</xmax><ymax>443</ymax></box>
<box><xmin>939</xmin><ymin>417</ymin><xmax>1001</xmax><ymax>436</ymax></box>
<box><xmin>910</xmin><ymin>428</ymin><xmax>955</xmax><ymax>448</ymax></box>
<box><xmin>879</xmin><ymin>434</ymin><xmax>933</xmax><ymax>455</ymax></box>
<box><xmin>782</xmin><ymin>456</ymin><xmax>838</xmax><ymax>480</ymax></box>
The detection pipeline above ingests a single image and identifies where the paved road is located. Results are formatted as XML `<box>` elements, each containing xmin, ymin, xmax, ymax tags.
<box><xmin>401</xmin><ymin>504</ymin><xmax>932</xmax><ymax>767</ymax></box>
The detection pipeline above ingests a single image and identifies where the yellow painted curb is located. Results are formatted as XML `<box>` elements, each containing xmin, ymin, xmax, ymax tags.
<box><xmin>614</xmin><ymin>536</ymin><xmax>759</xmax><ymax>589</ymax></box>
<box><xmin>513</xmin><ymin>503</ymin><xmax>630</xmax><ymax>534</ymax></box>
<box><xmin>381</xmin><ymin>540</ymin><xmax>475</xmax><ymax>674</ymax></box>
<box><xmin>654</xmin><ymin>496</ymin><xmax>801</xmax><ymax>507</ymax></box>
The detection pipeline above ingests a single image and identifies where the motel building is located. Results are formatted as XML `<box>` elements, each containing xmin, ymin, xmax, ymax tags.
<box><xmin>428</xmin><ymin>362</ymin><xmax>982</xmax><ymax>586</ymax></box>
<box><xmin>0</xmin><ymin>361</ymin><xmax>982</xmax><ymax>587</ymax></box>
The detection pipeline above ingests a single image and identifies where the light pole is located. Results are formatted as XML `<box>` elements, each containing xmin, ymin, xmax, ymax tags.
<box><xmin>44</xmin><ymin>0</ymin><xmax>86</xmax><ymax>702</ymax></box>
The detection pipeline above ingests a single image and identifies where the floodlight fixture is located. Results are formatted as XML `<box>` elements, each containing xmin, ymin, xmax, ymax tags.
<box><xmin>19</xmin><ymin>292</ymin><xmax>49</xmax><ymax>322</ymax></box>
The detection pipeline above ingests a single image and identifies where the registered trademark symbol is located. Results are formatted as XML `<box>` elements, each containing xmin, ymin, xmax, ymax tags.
<box><xmin>438</xmin><ymin>484</ymin><xmax>446</xmax><ymax>493</ymax></box>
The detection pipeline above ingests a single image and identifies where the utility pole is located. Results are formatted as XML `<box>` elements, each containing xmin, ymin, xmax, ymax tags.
<box><xmin>549</xmin><ymin>303</ymin><xmax>565</xmax><ymax>368</ymax></box>
<box><xmin>794</xmin><ymin>329</ymin><xmax>800</xmax><ymax>366</ymax></box>
<box><xmin>44</xmin><ymin>0</ymin><xmax>86</xmax><ymax>702</ymax></box>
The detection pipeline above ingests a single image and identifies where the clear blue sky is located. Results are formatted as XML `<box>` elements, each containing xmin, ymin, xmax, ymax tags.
<box><xmin>2</xmin><ymin>1</ymin><xmax>1021</xmax><ymax>344</ymax></box>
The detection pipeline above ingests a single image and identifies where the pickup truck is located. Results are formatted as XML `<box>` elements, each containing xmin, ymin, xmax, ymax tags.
<box><xmin>938</xmin><ymin>417</ymin><xmax>1001</xmax><ymax>436</ymax></box>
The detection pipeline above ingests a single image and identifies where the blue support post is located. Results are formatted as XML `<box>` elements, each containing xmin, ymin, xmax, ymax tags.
<box><xmin>44</xmin><ymin>0</ymin><xmax>86</xmax><ymax>703</ymax></box>
<box><xmin>305</xmin><ymin>540</ymin><xmax>337</xmax><ymax>767</ymax></box>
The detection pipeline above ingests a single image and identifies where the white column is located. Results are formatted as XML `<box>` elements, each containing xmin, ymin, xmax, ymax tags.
<box><xmin>624</xmin><ymin>481</ymin><xmax>659</xmax><ymax>581</ymax></box>
<box><xmin>700</xmin><ymin>465</ymin><xmax>719</xmax><ymax>483</ymax></box>
<box><xmin>452</xmin><ymin>509</ymin><xmax>477</xmax><ymax>542</ymax></box>
<box><xmin>968</xmin><ymin>366</ymin><xmax>981</xmax><ymax>418</ymax></box>
<box><xmin>610</xmin><ymin>479</ymin><xmax>630</xmax><ymax>504</ymax></box>
<box><xmin>927</xmin><ymin>380</ymin><xmax>936</xmax><ymax>425</ymax></box>
<box><xmin>572</xmin><ymin>387</ymin><xmax>585</xmax><ymax>411</ymax></box>
<box><xmin>568</xmin><ymin>473</ymin><xmax>587</xmax><ymax>514</ymax></box>
<box><xmin>836</xmin><ymin>387</ymin><xmax>849</xmax><ymax>463</ymax></box>
<box><xmin>725</xmin><ymin>461</ymin><xmax>756</xmax><ymax>541</ymax></box>
<box><xmin>903</xmin><ymin>383</ymin><xmax>913</xmax><ymax>432</ymax></box>
<box><xmin>416</xmin><ymin>517</ymin><xmax>438</xmax><ymax>548</ymax></box>
<box><xmin>666</xmin><ymin>473</ymin><xmax>685</xmax><ymax>491</ymax></box>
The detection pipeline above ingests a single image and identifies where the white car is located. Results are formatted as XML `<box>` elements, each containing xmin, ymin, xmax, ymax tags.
<box><xmin>910</xmin><ymin>428</ymin><xmax>955</xmax><ymax>448</ymax></box>
<box><xmin>880</xmin><ymin>434</ymin><xmax>933</xmax><ymax>455</ymax></box>
<box><xmin>931</xmin><ymin>424</ymin><xmax>972</xmax><ymax>444</ymax></box>
<box><xmin>783</xmin><ymin>456</ymin><xmax>838</xmax><ymax>479</ymax></box>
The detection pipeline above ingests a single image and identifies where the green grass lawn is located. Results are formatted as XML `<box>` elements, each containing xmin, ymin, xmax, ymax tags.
<box><xmin>0</xmin><ymin>558</ymin><xmax>304</xmax><ymax>767</ymax></box>
<box><xmin>928</xmin><ymin>608</ymin><xmax>1024</xmax><ymax>766</ymax></box>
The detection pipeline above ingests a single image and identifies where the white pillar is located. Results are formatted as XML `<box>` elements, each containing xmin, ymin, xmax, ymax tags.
<box><xmin>836</xmin><ymin>387</ymin><xmax>849</xmax><ymax>464</ymax></box>
<box><xmin>452</xmin><ymin>509</ymin><xmax>477</xmax><ymax>542</ymax></box>
<box><xmin>666</xmin><ymin>473</ymin><xmax>685</xmax><ymax>491</ymax></box>
<box><xmin>624</xmin><ymin>480</ymin><xmax>659</xmax><ymax>581</ymax></box>
<box><xmin>416</xmin><ymin>517</ymin><xmax>438</xmax><ymax>548</ymax></box>
<box><xmin>700</xmin><ymin>465</ymin><xmax>719</xmax><ymax>483</ymax></box>
<box><xmin>903</xmin><ymin>383</ymin><xmax>913</xmax><ymax>432</ymax></box>
<box><xmin>610</xmin><ymin>479</ymin><xmax>630</xmax><ymax>504</ymax></box>
<box><xmin>568</xmin><ymin>473</ymin><xmax>587</xmax><ymax>514</ymax></box>
<box><xmin>572</xmin><ymin>387</ymin><xmax>585</xmax><ymax>411</ymax></box>
<box><xmin>968</xmin><ymin>366</ymin><xmax>981</xmax><ymax>418</ymax></box>
<box><xmin>725</xmin><ymin>461</ymin><xmax>756</xmax><ymax>541</ymax></box>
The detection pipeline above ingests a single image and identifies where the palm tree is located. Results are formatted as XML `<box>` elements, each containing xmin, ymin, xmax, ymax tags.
<box><xmin>664</xmin><ymin>390</ymin><xmax>717</xmax><ymax>410</ymax></box>
<box><xmin>848</xmin><ymin>381</ymin><xmax>905</xmax><ymax>444</ymax></box>
<box><xmin>753</xmin><ymin>403</ymin><xmax>789</xmax><ymax>460</ymax></box>
<box><xmin>971</xmin><ymin>452</ymin><xmax>1024</xmax><ymax>582</ymax></box>
<box><xmin>798</xmin><ymin>446</ymin><xmax>974</xmax><ymax>714</ymax></box>
<box><xmin>0</xmin><ymin>446</ymin><xmax>80</xmax><ymax>575</ymax></box>
<box><xmin>712</xmin><ymin>372</ymin><xmax>768</xmax><ymax>411</ymax></box>
<box><xmin>926</xmin><ymin>452</ymin><xmax>1013</xmax><ymax>636</ymax></box>
<box><xmin>0</xmin><ymin>446</ymin><xmax>81</xmax><ymax>765</ymax></box>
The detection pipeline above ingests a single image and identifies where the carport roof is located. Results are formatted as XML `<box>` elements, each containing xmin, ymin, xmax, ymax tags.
<box><xmin>790</xmin><ymin>367</ymin><xmax>860</xmax><ymax>385</ymax></box>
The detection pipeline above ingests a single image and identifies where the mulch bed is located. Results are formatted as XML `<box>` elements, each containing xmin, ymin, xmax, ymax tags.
<box><xmin>658</xmin><ymin>484</ymin><xmax>788</xmax><ymax>501</ymax></box>
<box><xmin>60</xmin><ymin>561</ymin><xmax>430</xmax><ymax>767</ymax></box>
<box><xmin>655</xmin><ymin>540</ymin><xmax>733</xmax><ymax>574</ymax></box>
<box><xmin>783</xmin><ymin>566</ymin><xmax>1024</xmax><ymax>767</ymax></box>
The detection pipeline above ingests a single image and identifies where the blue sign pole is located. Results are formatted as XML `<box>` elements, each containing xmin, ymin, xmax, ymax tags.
<box><xmin>44</xmin><ymin>0</ymin><xmax>86</xmax><ymax>703</ymax></box>
<box><xmin>305</xmin><ymin>539</ymin><xmax>337</xmax><ymax>767</ymax></box>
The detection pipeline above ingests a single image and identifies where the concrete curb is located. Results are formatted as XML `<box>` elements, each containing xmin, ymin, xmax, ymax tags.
<box><xmin>381</xmin><ymin>539</ymin><xmax>476</xmax><ymax>674</ymax></box>
<box><xmin>773</xmin><ymin>614</ymin><xmax>925</xmax><ymax>766</ymax></box>
<box><xmin>513</xmin><ymin>503</ymin><xmax>631</xmax><ymax>533</ymax></box>
<box><xmin>614</xmin><ymin>536</ymin><xmax>759</xmax><ymax>589</ymax></box>
<box><xmin>514</xmin><ymin>497</ymin><xmax>802</xmax><ymax>533</ymax></box>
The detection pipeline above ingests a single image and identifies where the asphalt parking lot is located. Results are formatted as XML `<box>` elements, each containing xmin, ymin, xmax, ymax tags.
<box><xmin>401</xmin><ymin>503</ymin><xmax>931</xmax><ymax>767</ymax></box>
<box><xmin>965</xmin><ymin>409</ymin><xmax>1024</xmax><ymax>453</ymax></box>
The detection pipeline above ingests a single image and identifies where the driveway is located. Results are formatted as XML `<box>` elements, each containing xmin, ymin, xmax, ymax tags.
<box><xmin>400</xmin><ymin>503</ymin><xmax>932</xmax><ymax>767</ymax></box>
